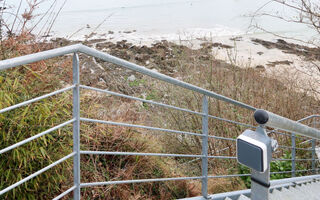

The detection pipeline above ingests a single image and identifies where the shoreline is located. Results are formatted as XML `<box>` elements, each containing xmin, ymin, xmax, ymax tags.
<box><xmin>50</xmin><ymin>30</ymin><xmax>320</xmax><ymax>99</ymax></box>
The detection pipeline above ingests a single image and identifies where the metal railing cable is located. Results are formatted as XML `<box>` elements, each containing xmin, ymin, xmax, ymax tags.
<box><xmin>0</xmin><ymin>153</ymin><xmax>76</xmax><ymax>196</ymax></box>
<box><xmin>0</xmin><ymin>119</ymin><xmax>75</xmax><ymax>155</ymax></box>
<box><xmin>0</xmin><ymin>44</ymin><xmax>319</xmax><ymax>199</ymax></box>
<box><xmin>80</xmin><ymin>117</ymin><xmax>204</xmax><ymax>137</ymax></box>
<box><xmin>80</xmin><ymin>85</ymin><xmax>205</xmax><ymax>116</ymax></box>
<box><xmin>0</xmin><ymin>85</ymin><xmax>75</xmax><ymax>114</ymax></box>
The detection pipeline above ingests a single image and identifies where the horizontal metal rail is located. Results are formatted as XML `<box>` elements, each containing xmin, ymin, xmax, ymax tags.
<box><xmin>295</xmin><ymin>169</ymin><xmax>318</xmax><ymax>173</ymax></box>
<box><xmin>270</xmin><ymin>169</ymin><xmax>320</xmax><ymax>174</ymax></box>
<box><xmin>208</xmin><ymin>174</ymin><xmax>250</xmax><ymax>179</ymax></box>
<box><xmin>0</xmin><ymin>119</ymin><xmax>75</xmax><ymax>155</ymax></box>
<box><xmin>297</xmin><ymin>115</ymin><xmax>320</xmax><ymax>122</ymax></box>
<box><xmin>267</xmin><ymin>129</ymin><xmax>291</xmax><ymax>137</ymax></box>
<box><xmin>53</xmin><ymin>185</ymin><xmax>76</xmax><ymax>200</ymax></box>
<box><xmin>279</xmin><ymin>145</ymin><xmax>316</xmax><ymax>151</ymax></box>
<box><xmin>271</xmin><ymin>170</ymin><xmax>294</xmax><ymax>174</ymax></box>
<box><xmin>208</xmin><ymin>135</ymin><xmax>236</xmax><ymax>141</ymax></box>
<box><xmin>298</xmin><ymin>139</ymin><xmax>314</xmax><ymax>145</ymax></box>
<box><xmin>295</xmin><ymin>147</ymin><xmax>313</xmax><ymax>151</ymax></box>
<box><xmin>80</xmin><ymin>176</ymin><xmax>204</xmax><ymax>188</ymax></box>
<box><xmin>278</xmin><ymin>145</ymin><xmax>292</xmax><ymax>149</ymax></box>
<box><xmin>0</xmin><ymin>85</ymin><xmax>75</xmax><ymax>114</ymax></box>
<box><xmin>80</xmin><ymin>85</ymin><xmax>204</xmax><ymax>116</ymax></box>
<box><xmin>208</xmin><ymin>156</ymin><xmax>236</xmax><ymax>159</ymax></box>
<box><xmin>295</xmin><ymin>159</ymin><xmax>320</xmax><ymax>161</ymax></box>
<box><xmin>208</xmin><ymin>115</ymin><xmax>256</xmax><ymax>129</ymax></box>
<box><xmin>0</xmin><ymin>152</ymin><xmax>75</xmax><ymax>195</ymax></box>
<box><xmin>80</xmin><ymin>151</ymin><xmax>239</xmax><ymax>160</ymax></box>
<box><xmin>272</xmin><ymin>158</ymin><xmax>292</xmax><ymax>161</ymax></box>
<box><xmin>80</xmin><ymin>151</ymin><xmax>204</xmax><ymax>158</ymax></box>
<box><xmin>0</xmin><ymin>44</ymin><xmax>82</xmax><ymax>70</ymax></box>
<box><xmin>272</xmin><ymin>158</ymin><xmax>320</xmax><ymax>162</ymax></box>
<box><xmin>80</xmin><ymin>117</ymin><xmax>203</xmax><ymax>137</ymax></box>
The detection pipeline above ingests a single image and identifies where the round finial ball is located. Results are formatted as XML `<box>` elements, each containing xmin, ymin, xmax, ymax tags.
<box><xmin>254</xmin><ymin>109</ymin><xmax>269</xmax><ymax>124</ymax></box>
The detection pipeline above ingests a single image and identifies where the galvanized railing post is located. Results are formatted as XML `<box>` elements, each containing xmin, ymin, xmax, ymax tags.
<box><xmin>312</xmin><ymin>139</ymin><xmax>316</xmax><ymax>173</ymax></box>
<box><xmin>250</xmin><ymin>126</ymin><xmax>270</xmax><ymax>200</ymax></box>
<box><xmin>201</xmin><ymin>96</ymin><xmax>209</xmax><ymax>199</ymax></box>
<box><xmin>291</xmin><ymin>133</ymin><xmax>296</xmax><ymax>177</ymax></box>
<box><xmin>73</xmin><ymin>53</ymin><xmax>81</xmax><ymax>200</ymax></box>
<box><xmin>312</xmin><ymin>117</ymin><xmax>316</xmax><ymax>174</ymax></box>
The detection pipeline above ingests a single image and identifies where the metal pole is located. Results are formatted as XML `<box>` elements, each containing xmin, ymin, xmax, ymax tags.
<box><xmin>201</xmin><ymin>96</ymin><xmax>209</xmax><ymax>199</ymax></box>
<box><xmin>73</xmin><ymin>53</ymin><xmax>81</xmax><ymax>200</ymax></box>
<box><xmin>291</xmin><ymin>133</ymin><xmax>296</xmax><ymax>177</ymax></box>
<box><xmin>251</xmin><ymin>126</ymin><xmax>270</xmax><ymax>200</ymax></box>
<box><xmin>312</xmin><ymin>139</ymin><xmax>316</xmax><ymax>173</ymax></box>
<box><xmin>312</xmin><ymin>118</ymin><xmax>316</xmax><ymax>174</ymax></box>
<box><xmin>264</xmin><ymin>111</ymin><xmax>320</xmax><ymax>140</ymax></box>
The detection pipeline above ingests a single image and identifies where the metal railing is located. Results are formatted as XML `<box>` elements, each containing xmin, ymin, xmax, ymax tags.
<box><xmin>0</xmin><ymin>44</ymin><xmax>319</xmax><ymax>199</ymax></box>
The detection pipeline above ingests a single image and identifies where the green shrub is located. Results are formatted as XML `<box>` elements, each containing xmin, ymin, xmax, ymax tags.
<box><xmin>0</xmin><ymin>69</ymin><xmax>73</xmax><ymax>199</ymax></box>
<box><xmin>238</xmin><ymin>151</ymin><xmax>307</xmax><ymax>188</ymax></box>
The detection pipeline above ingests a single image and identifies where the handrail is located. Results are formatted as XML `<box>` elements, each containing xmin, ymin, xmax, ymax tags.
<box><xmin>265</xmin><ymin>111</ymin><xmax>320</xmax><ymax>140</ymax></box>
<box><xmin>0</xmin><ymin>44</ymin><xmax>82</xmax><ymax>70</ymax></box>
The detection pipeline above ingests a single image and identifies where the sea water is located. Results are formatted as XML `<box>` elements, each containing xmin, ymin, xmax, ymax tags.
<box><xmin>4</xmin><ymin>0</ymin><xmax>316</xmax><ymax>41</ymax></box>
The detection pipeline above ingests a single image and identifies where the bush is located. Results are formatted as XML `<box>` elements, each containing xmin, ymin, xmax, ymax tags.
<box><xmin>0</xmin><ymin>68</ymin><xmax>73</xmax><ymax>199</ymax></box>
<box><xmin>238</xmin><ymin>151</ymin><xmax>308</xmax><ymax>188</ymax></box>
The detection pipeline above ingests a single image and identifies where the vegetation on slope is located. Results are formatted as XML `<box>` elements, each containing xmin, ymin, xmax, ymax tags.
<box><xmin>0</xmin><ymin>29</ymin><xmax>319</xmax><ymax>200</ymax></box>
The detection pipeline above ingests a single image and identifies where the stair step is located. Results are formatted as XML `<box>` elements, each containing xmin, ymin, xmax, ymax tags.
<box><xmin>270</xmin><ymin>188</ymin><xmax>283</xmax><ymax>200</ymax></box>
<box><xmin>210</xmin><ymin>179</ymin><xmax>320</xmax><ymax>200</ymax></box>
<box><xmin>270</xmin><ymin>181</ymin><xmax>320</xmax><ymax>200</ymax></box>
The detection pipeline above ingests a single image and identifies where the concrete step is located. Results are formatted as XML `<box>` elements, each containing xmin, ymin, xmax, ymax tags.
<box><xmin>270</xmin><ymin>181</ymin><xmax>320</xmax><ymax>200</ymax></box>
<box><xmin>186</xmin><ymin>179</ymin><xmax>320</xmax><ymax>200</ymax></box>
<box><xmin>222</xmin><ymin>181</ymin><xmax>320</xmax><ymax>200</ymax></box>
